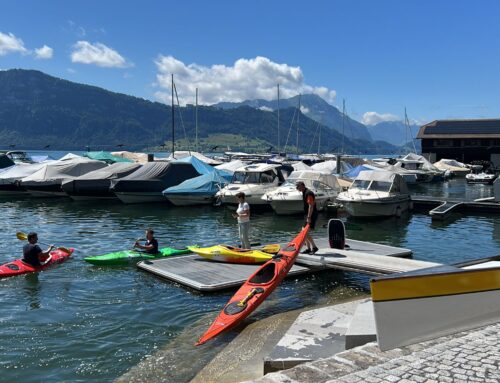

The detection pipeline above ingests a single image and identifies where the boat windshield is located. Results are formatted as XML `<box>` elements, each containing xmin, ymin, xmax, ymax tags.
<box><xmin>351</xmin><ymin>180</ymin><xmax>371</xmax><ymax>190</ymax></box>
<box><xmin>369</xmin><ymin>181</ymin><xmax>392</xmax><ymax>192</ymax></box>
<box><xmin>232</xmin><ymin>171</ymin><xmax>275</xmax><ymax>184</ymax></box>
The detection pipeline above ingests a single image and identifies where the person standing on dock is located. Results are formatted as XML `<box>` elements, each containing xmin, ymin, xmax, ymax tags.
<box><xmin>134</xmin><ymin>228</ymin><xmax>159</xmax><ymax>254</ymax></box>
<box><xmin>296</xmin><ymin>181</ymin><xmax>319</xmax><ymax>254</ymax></box>
<box><xmin>233</xmin><ymin>192</ymin><xmax>251</xmax><ymax>249</ymax></box>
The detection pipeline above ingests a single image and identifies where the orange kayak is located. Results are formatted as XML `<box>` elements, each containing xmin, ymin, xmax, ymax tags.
<box><xmin>195</xmin><ymin>225</ymin><xmax>309</xmax><ymax>346</ymax></box>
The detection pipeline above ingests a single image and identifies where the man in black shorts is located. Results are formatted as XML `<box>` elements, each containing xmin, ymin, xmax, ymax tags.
<box><xmin>296</xmin><ymin>181</ymin><xmax>319</xmax><ymax>254</ymax></box>
<box><xmin>134</xmin><ymin>228</ymin><xmax>159</xmax><ymax>254</ymax></box>
<box><xmin>22</xmin><ymin>232</ymin><xmax>54</xmax><ymax>266</ymax></box>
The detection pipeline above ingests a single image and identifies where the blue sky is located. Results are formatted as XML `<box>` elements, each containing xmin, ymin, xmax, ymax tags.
<box><xmin>1</xmin><ymin>0</ymin><xmax>500</xmax><ymax>125</ymax></box>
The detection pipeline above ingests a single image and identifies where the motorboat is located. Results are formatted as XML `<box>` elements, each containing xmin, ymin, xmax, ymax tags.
<box><xmin>394</xmin><ymin>153</ymin><xmax>444</xmax><ymax>183</ymax></box>
<box><xmin>336</xmin><ymin>170</ymin><xmax>411</xmax><ymax>217</ymax></box>
<box><xmin>262</xmin><ymin>170</ymin><xmax>341</xmax><ymax>215</ymax></box>
<box><xmin>433</xmin><ymin>158</ymin><xmax>470</xmax><ymax>178</ymax></box>
<box><xmin>21</xmin><ymin>156</ymin><xmax>108</xmax><ymax>197</ymax></box>
<box><xmin>111</xmin><ymin>156</ymin><xmax>211</xmax><ymax>204</ymax></box>
<box><xmin>371</xmin><ymin>255</ymin><xmax>500</xmax><ymax>350</ymax></box>
<box><xmin>0</xmin><ymin>162</ymin><xmax>50</xmax><ymax>196</ymax></box>
<box><xmin>215</xmin><ymin>163</ymin><xmax>286</xmax><ymax>207</ymax></box>
<box><xmin>465</xmin><ymin>172</ymin><xmax>497</xmax><ymax>185</ymax></box>
<box><xmin>61</xmin><ymin>162</ymin><xmax>142</xmax><ymax>200</ymax></box>
<box><xmin>162</xmin><ymin>158</ymin><xmax>232</xmax><ymax>206</ymax></box>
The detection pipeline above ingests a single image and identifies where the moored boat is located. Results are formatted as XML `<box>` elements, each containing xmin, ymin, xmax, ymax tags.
<box><xmin>195</xmin><ymin>225</ymin><xmax>309</xmax><ymax>345</ymax></box>
<box><xmin>336</xmin><ymin>170</ymin><xmax>411</xmax><ymax>217</ymax></box>
<box><xmin>465</xmin><ymin>172</ymin><xmax>496</xmax><ymax>185</ymax></box>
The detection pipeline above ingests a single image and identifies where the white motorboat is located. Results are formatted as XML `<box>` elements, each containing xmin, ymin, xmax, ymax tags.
<box><xmin>433</xmin><ymin>158</ymin><xmax>470</xmax><ymax>178</ymax></box>
<box><xmin>465</xmin><ymin>172</ymin><xmax>496</xmax><ymax>185</ymax></box>
<box><xmin>262</xmin><ymin>170</ymin><xmax>341</xmax><ymax>215</ymax></box>
<box><xmin>215</xmin><ymin>163</ymin><xmax>286</xmax><ymax>207</ymax></box>
<box><xmin>394</xmin><ymin>153</ymin><xmax>444</xmax><ymax>182</ymax></box>
<box><xmin>336</xmin><ymin>170</ymin><xmax>411</xmax><ymax>217</ymax></box>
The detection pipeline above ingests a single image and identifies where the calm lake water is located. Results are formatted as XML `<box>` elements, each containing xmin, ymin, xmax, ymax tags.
<box><xmin>1</xmin><ymin>177</ymin><xmax>499</xmax><ymax>383</ymax></box>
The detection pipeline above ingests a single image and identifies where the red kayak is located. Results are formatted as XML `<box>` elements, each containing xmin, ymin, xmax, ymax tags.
<box><xmin>0</xmin><ymin>248</ymin><xmax>74</xmax><ymax>278</ymax></box>
<box><xmin>196</xmin><ymin>225</ymin><xmax>309</xmax><ymax>346</ymax></box>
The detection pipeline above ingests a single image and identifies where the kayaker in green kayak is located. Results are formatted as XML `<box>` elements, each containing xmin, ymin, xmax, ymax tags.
<box><xmin>134</xmin><ymin>228</ymin><xmax>159</xmax><ymax>254</ymax></box>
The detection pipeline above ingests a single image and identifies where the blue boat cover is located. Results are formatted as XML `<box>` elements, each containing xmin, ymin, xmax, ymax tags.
<box><xmin>164</xmin><ymin>156</ymin><xmax>231</xmax><ymax>195</ymax></box>
<box><xmin>343</xmin><ymin>164</ymin><xmax>380</xmax><ymax>178</ymax></box>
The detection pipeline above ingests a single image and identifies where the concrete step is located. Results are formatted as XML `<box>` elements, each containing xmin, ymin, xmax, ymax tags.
<box><xmin>245</xmin><ymin>322</ymin><xmax>500</xmax><ymax>383</ymax></box>
<box><xmin>263</xmin><ymin>301</ymin><xmax>359</xmax><ymax>374</ymax></box>
<box><xmin>345</xmin><ymin>299</ymin><xmax>377</xmax><ymax>350</ymax></box>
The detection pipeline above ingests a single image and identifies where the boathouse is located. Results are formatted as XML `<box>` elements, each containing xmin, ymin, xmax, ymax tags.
<box><xmin>417</xmin><ymin>119</ymin><xmax>500</xmax><ymax>166</ymax></box>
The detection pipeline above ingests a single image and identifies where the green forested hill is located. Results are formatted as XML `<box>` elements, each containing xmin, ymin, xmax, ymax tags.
<box><xmin>0</xmin><ymin>69</ymin><xmax>398</xmax><ymax>154</ymax></box>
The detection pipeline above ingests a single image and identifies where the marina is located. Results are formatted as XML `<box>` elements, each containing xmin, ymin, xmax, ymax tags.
<box><xmin>1</xmin><ymin>173</ymin><xmax>499</xmax><ymax>382</ymax></box>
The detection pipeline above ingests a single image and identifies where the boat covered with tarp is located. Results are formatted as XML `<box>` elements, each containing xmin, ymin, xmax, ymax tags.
<box><xmin>0</xmin><ymin>162</ymin><xmax>54</xmax><ymax>195</ymax></box>
<box><xmin>21</xmin><ymin>156</ymin><xmax>108</xmax><ymax>197</ymax></box>
<box><xmin>111</xmin><ymin>156</ymin><xmax>213</xmax><ymax>204</ymax></box>
<box><xmin>83</xmin><ymin>151</ymin><xmax>134</xmax><ymax>164</ymax></box>
<box><xmin>61</xmin><ymin>162</ymin><xmax>142</xmax><ymax>200</ymax></box>
<box><xmin>163</xmin><ymin>157</ymin><xmax>232</xmax><ymax>206</ymax></box>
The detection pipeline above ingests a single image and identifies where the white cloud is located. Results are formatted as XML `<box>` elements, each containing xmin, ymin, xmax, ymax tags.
<box><xmin>362</xmin><ymin>111</ymin><xmax>400</xmax><ymax>125</ymax></box>
<box><xmin>0</xmin><ymin>32</ymin><xmax>27</xmax><ymax>56</ymax></box>
<box><xmin>300</xmin><ymin>106</ymin><xmax>310</xmax><ymax>114</ymax></box>
<box><xmin>259</xmin><ymin>106</ymin><xmax>274</xmax><ymax>112</ymax></box>
<box><xmin>34</xmin><ymin>45</ymin><xmax>53</xmax><ymax>59</ymax></box>
<box><xmin>70</xmin><ymin>41</ymin><xmax>131</xmax><ymax>68</ymax></box>
<box><xmin>154</xmin><ymin>55</ymin><xmax>337</xmax><ymax>105</ymax></box>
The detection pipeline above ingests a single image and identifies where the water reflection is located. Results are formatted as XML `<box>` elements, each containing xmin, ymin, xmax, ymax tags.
<box><xmin>23</xmin><ymin>273</ymin><xmax>41</xmax><ymax>310</ymax></box>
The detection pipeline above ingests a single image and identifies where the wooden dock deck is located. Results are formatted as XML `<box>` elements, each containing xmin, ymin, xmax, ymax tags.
<box><xmin>137</xmin><ymin>237</ymin><xmax>437</xmax><ymax>291</ymax></box>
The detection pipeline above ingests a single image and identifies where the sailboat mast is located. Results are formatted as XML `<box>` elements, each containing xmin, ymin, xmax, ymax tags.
<box><xmin>318</xmin><ymin>123</ymin><xmax>321</xmax><ymax>155</ymax></box>
<box><xmin>341</xmin><ymin>99</ymin><xmax>345</xmax><ymax>154</ymax></box>
<box><xmin>195</xmin><ymin>88</ymin><xmax>198</xmax><ymax>153</ymax></box>
<box><xmin>171</xmin><ymin>74</ymin><xmax>175</xmax><ymax>156</ymax></box>
<box><xmin>277</xmin><ymin>84</ymin><xmax>280</xmax><ymax>153</ymax></box>
<box><xmin>297</xmin><ymin>94</ymin><xmax>301</xmax><ymax>154</ymax></box>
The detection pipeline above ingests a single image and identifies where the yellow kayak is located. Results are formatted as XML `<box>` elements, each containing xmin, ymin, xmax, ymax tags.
<box><xmin>188</xmin><ymin>243</ymin><xmax>280</xmax><ymax>264</ymax></box>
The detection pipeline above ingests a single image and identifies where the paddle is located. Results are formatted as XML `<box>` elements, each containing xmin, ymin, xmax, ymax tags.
<box><xmin>224</xmin><ymin>243</ymin><xmax>280</xmax><ymax>254</ymax></box>
<box><xmin>16</xmin><ymin>232</ymin><xmax>71</xmax><ymax>254</ymax></box>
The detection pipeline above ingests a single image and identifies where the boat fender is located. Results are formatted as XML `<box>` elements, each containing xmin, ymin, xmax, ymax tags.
<box><xmin>395</xmin><ymin>206</ymin><xmax>402</xmax><ymax>218</ymax></box>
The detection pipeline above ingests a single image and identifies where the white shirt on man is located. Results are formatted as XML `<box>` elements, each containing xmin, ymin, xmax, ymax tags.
<box><xmin>236</xmin><ymin>202</ymin><xmax>250</xmax><ymax>223</ymax></box>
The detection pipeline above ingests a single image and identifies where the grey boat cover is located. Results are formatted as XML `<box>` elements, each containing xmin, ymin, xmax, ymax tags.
<box><xmin>110</xmin><ymin>160</ymin><xmax>201</xmax><ymax>193</ymax></box>
<box><xmin>61</xmin><ymin>162</ymin><xmax>142</xmax><ymax>194</ymax></box>
<box><xmin>0</xmin><ymin>162</ymin><xmax>52</xmax><ymax>185</ymax></box>
<box><xmin>22</xmin><ymin>157</ymin><xmax>108</xmax><ymax>187</ymax></box>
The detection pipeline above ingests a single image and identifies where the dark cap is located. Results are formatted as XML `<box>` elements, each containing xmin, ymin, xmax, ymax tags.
<box><xmin>295</xmin><ymin>181</ymin><xmax>305</xmax><ymax>188</ymax></box>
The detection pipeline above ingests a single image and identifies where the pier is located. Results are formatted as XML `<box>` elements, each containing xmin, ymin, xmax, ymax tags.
<box><xmin>137</xmin><ymin>237</ymin><xmax>438</xmax><ymax>291</ymax></box>
<box><xmin>413</xmin><ymin>195</ymin><xmax>500</xmax><ymax>219</ymax></box>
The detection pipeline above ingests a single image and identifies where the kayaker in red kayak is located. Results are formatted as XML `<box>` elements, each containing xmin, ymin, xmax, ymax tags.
<box><xmin>22</xmin><ymin>232</ymin><xmax>54</xmax><ymax>267</ymax></box>
<box><xmin>134</xmin><ymin>228</ymin><xmax>159</xmax><ymax>254</ymax></box>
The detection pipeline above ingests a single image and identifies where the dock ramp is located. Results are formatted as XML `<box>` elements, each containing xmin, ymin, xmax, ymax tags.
<box><xmin>429</xmin><ymin>201</ymin><xmax>464</xmax><ymax>220</ymax></box>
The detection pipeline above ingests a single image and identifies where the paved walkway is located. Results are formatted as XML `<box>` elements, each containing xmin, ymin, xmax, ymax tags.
<box><xmin>244</xmin><ymin>322</ymin><xmax>500</xmax><ymax>383</ymax></box>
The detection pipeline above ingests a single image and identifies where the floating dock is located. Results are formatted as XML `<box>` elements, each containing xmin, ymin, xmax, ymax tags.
<box><xmin>413</xmin><ymin>196</ymin><xmax>500</xmax><ymax>218</ymax></box>
<box><xmin>137</xmin><ymin>237</ymin><xmax>436</xmax><ymax>291</ymax></box>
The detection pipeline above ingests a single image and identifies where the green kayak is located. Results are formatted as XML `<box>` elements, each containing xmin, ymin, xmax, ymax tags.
<box><xmin>84</xmin><ymin>246</ymin><xmax>194</xmax><ymax>265</ymax></box>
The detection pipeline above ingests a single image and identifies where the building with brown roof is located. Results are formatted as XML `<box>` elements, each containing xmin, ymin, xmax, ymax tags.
<box><xmin>417</xmin><ymin>119</ymin><xmax>500</xmax><ymax>166</ymax></box>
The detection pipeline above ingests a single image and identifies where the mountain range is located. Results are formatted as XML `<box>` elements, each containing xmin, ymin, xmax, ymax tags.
<box><xmin>0</xmin><ymin>69</ymin><xmax>414</xmax><ymax>154</ymax></box>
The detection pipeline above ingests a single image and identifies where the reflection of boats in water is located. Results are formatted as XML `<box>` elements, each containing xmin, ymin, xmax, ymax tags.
<box><xmin>336</xmin><ymin>171</ymin><xmax>411</xmax><ymax>217</ymax></box>
<box><xmin>371</xmin><ymin>255</ymin><xmax>500</xmax><ymax>350</ymax></box>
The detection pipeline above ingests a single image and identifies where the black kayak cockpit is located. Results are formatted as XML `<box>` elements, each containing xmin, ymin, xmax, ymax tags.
<box><xmin>249</xmin><ymin>263</ymin><xmax>276</xmax><ymax>284</ymax></box>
